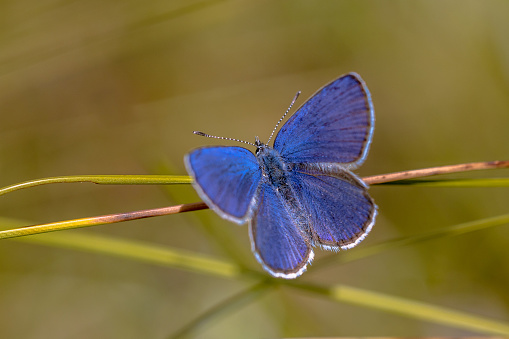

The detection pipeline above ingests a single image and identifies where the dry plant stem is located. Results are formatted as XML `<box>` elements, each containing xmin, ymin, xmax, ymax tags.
<box><xmin>181</xmin><ymin>160</ymin><xmax>509</xmax><ymax>212</ymax></box>
<box><xmin>1</xmin><ymin>160</ymin><xmax>507</xmax><ymax>241</ymax></box>
<box><xmin>0</xmin><ymin>202</ymin><xmax>208</xmax><ymax>240</ymax></box>
<box><xmin>363</xmin><ymin>160</ymin><xmax>509</xmax><ymax>185</ymax></box>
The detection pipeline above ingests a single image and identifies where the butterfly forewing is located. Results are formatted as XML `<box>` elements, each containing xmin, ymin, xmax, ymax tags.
<box><xmin>274</xmin><ymin>73</ymin><xmax>374</xmax><ymax>169</ymax></box>
<box><xmin>185</xmin><ymin>146</ymin><xmax>262</xmax><ymax>223</ymax></box>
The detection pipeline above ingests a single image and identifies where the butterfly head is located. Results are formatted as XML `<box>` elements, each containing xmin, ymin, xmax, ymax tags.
<box><xmin>254</xmin><ymin>136</ymin><xmax>272</xmax><ymax>156</ymax></box>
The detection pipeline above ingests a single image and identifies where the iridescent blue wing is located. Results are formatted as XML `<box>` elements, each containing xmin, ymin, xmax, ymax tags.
<box><xmin>288</xmin><ymin>166</ymin><xmax>377</xmax><ymax>250</ymax></box>
<box><xmin>274</xmin><ymin>73</ymin><xmax>374</xmax><ymax>170</ymax></box>
<box><xmin>249</xmin><ymin>182</ymin><xmax>313</xmax><ymax>278</ymax></box>
<box><xmin>185</xmin><ymin>146</ymin><xmax>262</xmax><ymax>223</ymax></box>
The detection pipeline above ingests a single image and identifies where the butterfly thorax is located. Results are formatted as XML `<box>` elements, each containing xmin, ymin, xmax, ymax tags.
<box><xmin>256</xmin><ymin>144</ymin><xmax>291</xmax><ymax>190</ymax></box>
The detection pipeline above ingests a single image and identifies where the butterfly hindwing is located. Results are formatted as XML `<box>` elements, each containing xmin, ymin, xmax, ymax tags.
<box><xmin>274</xmin><ymin>73</ymin><xmax>374</xmax><ymax>169</ymax></box>
<box><xmin>288</xmin><ymin>165</ymin><xmax>377</xmax><ymax>250</ymax></box>
<box><xmin>249</xmin><ymin>182</ymin><xmax>313</xmax><ymax>278</ymax></box>
<box><xmin>185</xmin><ymin>146</ymin><xmax>262</xmax><ymax>223</ymax></box>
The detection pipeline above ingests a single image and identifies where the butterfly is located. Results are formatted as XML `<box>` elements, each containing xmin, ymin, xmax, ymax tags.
<box><xmin>185</xmin><ymin>73</ymin><xmax>377</xmax><ymax>279</ymax></box>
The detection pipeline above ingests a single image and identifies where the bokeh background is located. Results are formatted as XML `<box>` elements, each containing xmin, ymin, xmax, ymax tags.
<box><xmin>1</xmin><ymin>1</ymin><xmax>509</xmax><ymax>338</ymax></box>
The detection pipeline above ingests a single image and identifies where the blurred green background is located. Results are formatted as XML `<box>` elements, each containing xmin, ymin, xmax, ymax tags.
<box><xmin>1</xmin><ymin>0</ymin><xmax>509</xmax><ymax>338</ymax></box>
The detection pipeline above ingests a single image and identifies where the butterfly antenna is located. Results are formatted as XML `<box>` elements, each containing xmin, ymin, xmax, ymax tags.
<box><xmin>266</xmin><ymin>91</ymin><xmax>301</xmax><ymax>144</ymax></box>
<box><xmin>193</xmin><ymin>131</ymin><xmax>257</xmax><ymax>147</ymax></box>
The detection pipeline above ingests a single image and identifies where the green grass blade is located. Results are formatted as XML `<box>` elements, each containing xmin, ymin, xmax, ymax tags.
<box><xmin>29</xmin><ymin>232</ymin><xmax>240</xmax><ymax>278</ymax></box>
<box><xmin>282</xmin><ymin>280</ymin><xmax>509</xmax><ymax>335</ymax></box>
<box><xmin>0</xmin><ymin>175</ymin><xmax>193</xmax><ymax>196</ymax></box>
<box><xmin>330</xmin><ymin>284</ymin><xmax>509</xmax><ymax>335</ymax></box>
<box><xmin>169</xmin><ymin>282</ymin><xmax>270</xmax><ymax>339</ymax></box>
<box><xmin>315</xmin><ymin>213</ymin><xmax>509</xmax><ymax>268</ymax></box>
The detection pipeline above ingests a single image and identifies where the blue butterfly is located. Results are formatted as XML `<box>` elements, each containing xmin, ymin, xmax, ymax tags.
<box><xmin>185</xmin><ymin>73</ymin><xmax>377</xmax><ymax>279</ymax></box>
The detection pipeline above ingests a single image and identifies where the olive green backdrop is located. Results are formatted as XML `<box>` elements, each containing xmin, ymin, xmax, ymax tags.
<box><xmin>1</xmin><ymin>1</ymin><xmax>509</xmax><ymax>338</ymax></box>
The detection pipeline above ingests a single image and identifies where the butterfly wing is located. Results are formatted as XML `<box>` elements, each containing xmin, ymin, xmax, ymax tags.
<box><xmin>274</xmin><ymin>73</ymin><xmax>374</xmax><ymax>170</ymax></box>
<box><xmin>185</xmin><ymin>146</ymin><xmax>262</xmax><ymax>223</ymax></box>
<box><xmin>288</xmin><ymin>166</ymin><xmax>377</xmax><ymax>250</ymax></box>
<box><xmin>249</xmin><ymin>182</ymin><xmax>313</xmax><ymax>278</ymax></box>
